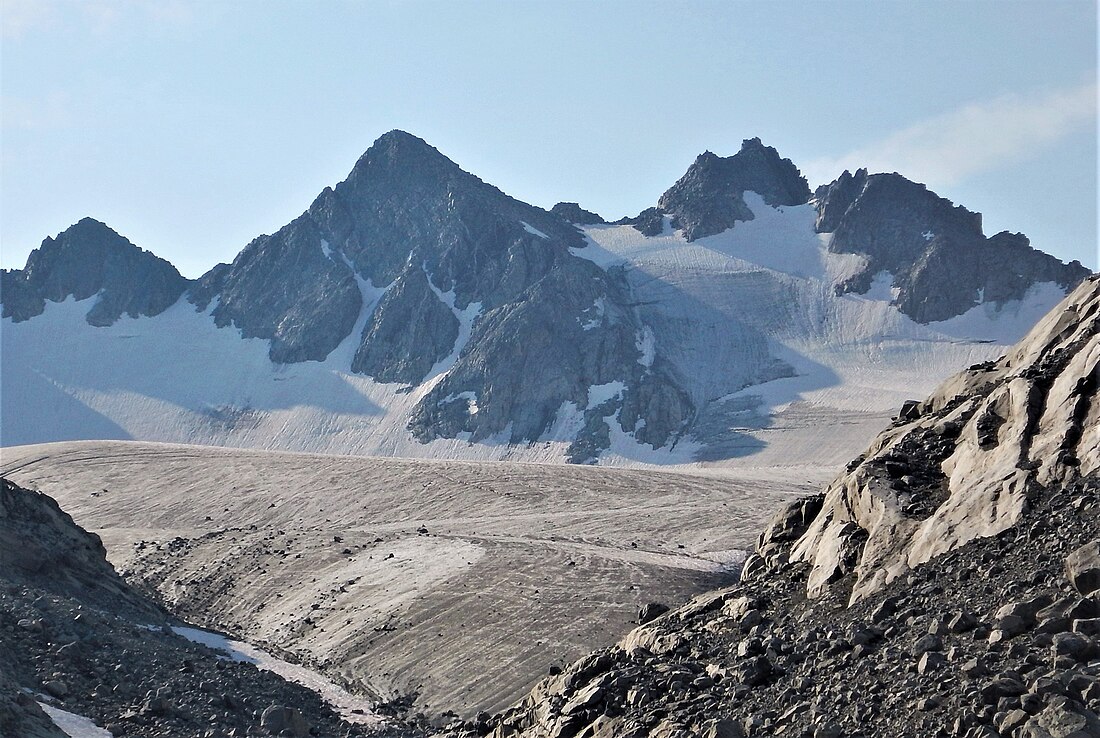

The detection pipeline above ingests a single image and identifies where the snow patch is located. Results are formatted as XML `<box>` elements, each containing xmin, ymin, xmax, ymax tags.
<box><xmin>520</xmin><ymin>221</ymin><xmax>549</xmax><ymax>239</ymax></box>
<box><xmin>321</xmin><ymin>241</ymin><xmax>390</xmax><ymax>370</ymax></box>
<box><xmin>931</xmin><ymin>281</ymin><xmax>1067</xmax><ymax>344</ymax></box>
<box><xmin>443</xmin><ymin>390</ymin><xmax>479</xmax><ymax>415</ymax></box>
<box><xmin>636</xmin><ymin>326</ymin><xmax>656</xmax><ymax>368</ymax></box>
<box><xmin>587</xmin><ymin>381</ymin><xmax>625</xmax><ymax>409</ymax></box>
<box><xmin>861</xmin><ymin>271</ymin><xmax>896</xmax><ymax>302</ymax></box>
<box><xmin>422</xmin><ymin>265</ymin><xmax>483</xmax><ymax>384</ymax></box>
<box><xmin>171</xmin><ymin>626</ymin><xmax>380</xmax><ymax>724</ymax></box>
<box><xmin>38</xmin><ymin>702</ymin><xmax>113</xmax><ymax>737</ymax></box>
<box><xmin>580</xmin><ymin>298</ymin><xmax>605</xmax><ymax>330</ymax></box>
<box><xmin>542</xmin><ymin>401</ymin><xmax>585</xmax><ymax>443</ymax></box>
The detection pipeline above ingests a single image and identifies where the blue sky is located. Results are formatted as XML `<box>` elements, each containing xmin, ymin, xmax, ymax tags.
<box><xmin>2</xmin><ymin>0</ymin><xmax>1096</xmax><ymax>277</ymax></box>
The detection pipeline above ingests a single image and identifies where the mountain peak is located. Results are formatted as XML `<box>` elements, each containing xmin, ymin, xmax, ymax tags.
<box><xmin>2</xmin><ymin>218</ymin><xmax>186</xmax><ymax>326</ymax></box>
<box><xmin>739</xmin><ymin>135</ymin><xmax>766</xmax><ymax>151</ymax></box>
<box><xmin>73</xmin><ymin>215</ymin><xmax>114</xmax><ymax>231</ymax></box>
<box><xmin>373</xmin><ymin>128</ymin><xmax>436</xmax><ymax>154</ymax></box>
<box><xmin>814</xmin><ymin>169</ymin><xmax>1090</xmax><ymax>322</ymax></box>
<box><xmin>348</xmin><ymin>129</ymin><xmax>459</xmax><ymax>178</ymax></box>
<box><xmin>654</xmin><ymin>137</ymin><xmax>811</xmax><ymax>240</ymax></box>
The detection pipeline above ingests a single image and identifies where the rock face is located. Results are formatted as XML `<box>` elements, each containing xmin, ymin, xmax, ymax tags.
<box><xmin>766</xmin><ymin>274</ymin><xmax>1100</xmax><ymax>604</ymax></box>
<box><xmin>449</xmin><ymin>276</ymin><xmax>1100</xmax><ymax>738</ymax></box>
<box><xmin>195</xmin><ymin>130</ymin><xmax>695</xmax><ymax>459</ymax></box>
<box><xmin>815</xmin><ymin>169</ymin><xmax>1090</xmax><ymax>322</ymax></box>
<box><xmin>204</xmin><ymin>214</ymin><xmax>363</xmax><ymax>364</ymax></box>
<box><xmin>655</xmin><ymin>137</ymin><xmax>811</xmax><ymax>241</ymax></box>
<box><xmin>551</xmin><ymin>202</ymin><xmax>606</xmax><ymax>225</ymax></box>
<box><xmin>1</xmin><ymin>218</ymin><xmax>187</xmax><ymax>325</ymax></box>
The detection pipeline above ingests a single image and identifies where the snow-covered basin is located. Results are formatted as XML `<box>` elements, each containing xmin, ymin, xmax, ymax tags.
<box><xmin>170</xmin><ymin>625</ymin><xmax>380</xmax><ymax>724</ymax></box>
<box><xmin>37</xmin><ymin>700</ymin><xmax>114</xmax><ymax>737</ymax></box>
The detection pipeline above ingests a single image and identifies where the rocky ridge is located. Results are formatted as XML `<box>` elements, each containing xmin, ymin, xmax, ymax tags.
<box><xmin>1</xmin><ymin>218</ymin><xmax>187</xmax><ymax>326</ymax></box>
<box><xmin>653</xmin><ymin>137</ymin><xmax>812</xmax><ymax>241</ymax></box>
<box><xmin>450</xmin><ymin>276</ymin><xmax>1100</xmax><ymax>738</ymax></box>
<box><xmin>2</xmin><ymin>132</ymin><xmax>1091</xmax><ymax>463</ymax></box>
<box><xmin>550</xmin><ymin>203</ymin><xmax>606</xmax><ymax>226</ymax></box>
<box><xmin>815</xmin><ymin>169</ymin><xmax>1090</xmax><ymax>322</ymax></box>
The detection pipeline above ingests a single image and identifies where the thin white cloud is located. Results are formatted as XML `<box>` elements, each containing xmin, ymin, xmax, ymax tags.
<box><xmin>804</xmin><ymin>81</ymin><xmax>1098</xmax><ymax>188</ymax></box>
<box><xmin>2</xmin><ymin>92</ymin><xmax>73</xmax><ymax>131</ymax></box>
<box><xmin>1</xmin><ymin>0</ymin><xmax>60</xmax><ymax>39</ymax></box>
<box><xmin>2</xmin><ymin>0</ymin><xmax>195</xmax><ymax>39</ymax></box>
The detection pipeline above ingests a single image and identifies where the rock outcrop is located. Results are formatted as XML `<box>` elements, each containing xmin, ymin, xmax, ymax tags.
<box><xmin>655</xmin><ymin>137</ymin><xmax>811</xmax><ymax>241</ymax></box>
<box><xmin>0</xmin><ymin>478</ymin><xmax>160</xmax><ymax>618</ymax></box>
<box><xmin>815</xmin><ymin>169</ymin><xmax>1090</xmax><ymax>322</ymax></box>
<box><xmin>551</xmin><ymin>202</ymin><xmax>606</xmax><ymax>225</ymax></box>
<box><xmin>449</xmin><ymin>276</ymin><xmax>1100</xmax><ymax>738</ymax></box>
<box><xmin>1</xmin><ymin>218</ymin><xmax>188</xmax><ymax>325</ymax></box>
<box><xmin>761</xmin><ymin>274</ymin><xmax>1100</xmax><ymax>603</ymax></box>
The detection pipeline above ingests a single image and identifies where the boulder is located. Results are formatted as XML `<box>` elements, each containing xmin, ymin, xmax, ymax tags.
<box><xmin>260</xmin><ymin>705</ymin><xmax>310</xmax><ymax>737</ymax></box>
<box><xmin>1065</xmin><ymin>542</ymin><xmax>1100</xmax><ymax>597</ymax></box>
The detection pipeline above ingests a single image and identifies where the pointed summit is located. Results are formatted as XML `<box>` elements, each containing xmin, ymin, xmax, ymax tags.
<box><xmin>655</xmin><ymin>138</ymin><xmax>811</xmax><ymax>241</ymax></box>
<box><xmin>2</xmin><ymin>218</ymin><xmax>186</xmax><ymax>325</ymax></box>
<box><xmin>343</xmin><ymin>129</ymin><xmax>463</xmax><ymax>188</ymax></box>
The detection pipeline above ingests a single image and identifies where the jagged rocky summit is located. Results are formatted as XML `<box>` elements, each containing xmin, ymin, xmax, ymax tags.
<box><xmin>1</xmin><ymin>131</ymin><xmax>1091</xmax><ymax>462</ymax></box>
<box><xmin>451</xmin><ymin>276</ymin><xmax>1100</xmax><ymax>738</ymax></box>
<box><xmin>1</xmin><ymin>217</ymin><xmax>187</xmax><ymax>326</ymax></box>
<box><xmin>815</xmin><ymin>169</ymin><xmax>1088</xmax><ymax>322</ymax></box>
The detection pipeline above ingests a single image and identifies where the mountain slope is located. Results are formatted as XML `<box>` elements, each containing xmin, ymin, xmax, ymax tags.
<box><xmin>0</xmin><ymin>478</ymin><xmax>414</xmax><ymax>738</ymax></box>
<box><xmin>769</xmin><ymin>273</ymin><xmax>1100</xmax><ymax>602</ymax></box>
<box><xmin>1</xmin><ymin>132</ymin><xmax>1090</xmax><ymax>468</ymax></box>
<box><xmin>455</xmin><ymin>277</ymin><xmax>1100</xmax><ymax>738</ymax></box>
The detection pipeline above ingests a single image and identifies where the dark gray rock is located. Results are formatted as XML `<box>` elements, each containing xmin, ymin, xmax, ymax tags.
<box><xmin>639</xmin><ymin>603</ymin><xmax>670</xmax><ymax>625</ymax></box>
<box><xmin>814</xmin><ymin>171</ymin><xmax>1089</xmax><ymax>323</ymax></box>
<box><xmin>657</xmin><ymin>138</ymin><xmax>811</xmax><ymax>241</ymax></box>
<box><xmin>2</xmin><ymin>218</ymin><xmax>187</xmax><ymax>325</ymax></box>
<box><xmin>260</xmin><ymin>704</ymin><xmax>310</xmax><ymax>737</ymax></box>
<box><xmin>351</xmin><ymin>265</ymin><xmax>458</xmax><ymax>383</ymax></box>
<box><xmin>205</xmin><ymin>215</ymin><xmax>362</xmax><ymax>364</ymax></box>
<box><xmin>1018</xmin><ymin>696</ymin><xmax>1100</xmax><ymax>738</ymax></box>
<box><xmin>551</xmin><ymin>202</ymin><xmax>606</xmax><ymax>225</ymax></box>
<box><xmin>616</xmin><ymin>206</ymin><xmax>667</xmax><ymax>236</ymax></box>
<box><xmin>1051</xmin><ymin>632</ymin><xmax>1096</xmax><ymax>663</ymax></box>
